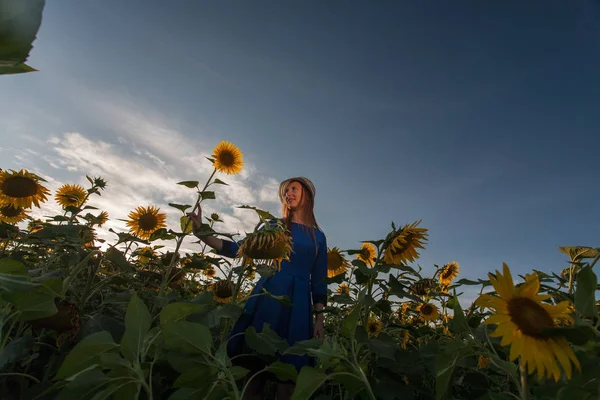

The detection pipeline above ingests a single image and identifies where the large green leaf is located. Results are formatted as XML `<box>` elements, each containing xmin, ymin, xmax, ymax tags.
<box><xmin>245</xmin><ymin>325</ymin><xmax>288</xmax><ymax>356</ymax></box>
<box><xmin>104</xmin><ymin>247</ymin><xmax>135</xmax><ymax>272</ymax></box>
<box><xmin>266</xmin><ymin>361</ymin><xmax>298</xmax><ymax>382</ymax></box>
<box><xmin>0</xmin><ymin>335</ymin><xmax>34</xmax><ymax>371</ymax></box>
<box><xmin>574</xmin><ymin>266</ymin><xmax>598</xmax><ymax>319</ymax></box>
<box><xmin>163</xmin><ymin>321</ymin><xmax>212</xmax><ymax>355</ymax></box>
<box><xmin>120</xmin><ymin>293</ymin><xmax>151</xmax><ymax>363</ymax></box>
<box><xmin>0</xmin><ymin>258</ymin><xmax>38</xmax><ymax>292</ymax></box>
<box><xmin>160</xmin><ymin>302</ymin><xmax>206</xmax><ymax>326</ymax></box>
<box><xmin>292</xmin><ymin>366</ymin><xmax>329</xmax><ymax>400</ymax></box>
<box><xmin>341</xmin><ymin>305</ymin><xmax>361</xmax><ymax>339</ymax></box>
<box><xmin>0</xmin><ymin>0</ymin><xmax>45</xmax><ymax>75</ymax></box>
<box><xmin>2</xmin><ymin>288</ymin><xmax>57</xmax><ymax>321</ymax></box>
<box><xmin>435</xmin><ymin>351</ymin><xmax>458</xmax><ymax>400</ymax></box>
<box><xmin>450</xmin><ymin>294</ymin><xmax>470</xmax><ymax>334</ymax></box>
<box><xmin>55</xmin><ymin>331</ymin><xmax>119</xmax><ymax>380</ymax></box>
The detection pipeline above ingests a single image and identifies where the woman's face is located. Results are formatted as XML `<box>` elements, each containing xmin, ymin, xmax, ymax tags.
<box><xmin>284</xmin><ymin>181</ymin><xmax>304</xmax><ymax>210</ymax></box>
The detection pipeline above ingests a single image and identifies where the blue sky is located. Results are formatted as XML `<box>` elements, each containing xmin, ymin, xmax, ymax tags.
<box><xmin>2</xmin><ymin>1</ymin><xmax>599</xmax><ymax>303</ymax></box>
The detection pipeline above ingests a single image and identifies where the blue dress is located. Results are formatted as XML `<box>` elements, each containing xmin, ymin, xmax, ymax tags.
<box><xmin>216</xmin><ymin>221</ymin><xmax>328</xmax><ymax>374</ymax></box>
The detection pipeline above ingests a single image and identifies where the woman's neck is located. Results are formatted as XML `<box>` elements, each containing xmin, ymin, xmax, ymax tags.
<box><xmin>289</xmin><ymin>211</ymin><xmax>307</xmax><ymax>225</ymax></box>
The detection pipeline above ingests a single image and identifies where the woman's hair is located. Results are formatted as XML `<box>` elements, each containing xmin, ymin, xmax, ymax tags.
<box><xmin>280</xmin><ymin>179</ymin><xmax>321</xmax><ymax>253</ymax></box>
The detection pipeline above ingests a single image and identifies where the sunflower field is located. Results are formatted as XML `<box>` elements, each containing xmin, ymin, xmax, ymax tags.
<box><xmin>0</xmin><ymin>141</ymin><xmax>598</xmax><ymax>400</ymax></box>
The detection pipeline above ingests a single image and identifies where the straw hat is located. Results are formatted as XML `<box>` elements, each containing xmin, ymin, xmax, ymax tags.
<box><xmin>278</xmin><ymin>177</ymin><xmax>316</xmax><ymax>202</ymax></box>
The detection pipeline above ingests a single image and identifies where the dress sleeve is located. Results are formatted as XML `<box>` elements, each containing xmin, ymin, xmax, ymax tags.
<box><xmin>311</xmin><ymin>233</ymin><xmax>328</xmax><ymax>306</ymax></box>
<box><xmin>215</xmin><ymin>239</ymin><xmax>240</xmax><ymax>259</ymax></box>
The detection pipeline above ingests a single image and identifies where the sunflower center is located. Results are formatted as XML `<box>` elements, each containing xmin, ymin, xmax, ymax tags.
<box><xmin>1</xmin><ymin>205</ymin><xmax>22</xmax><ymax>217</ymax></box>
<box><xmin>215</xmin><ymin>282</ymin><xmax>233</xmax><ymax>298</ymax></box>
<box><xmin>421</xmin><ymin>304</ymin><xmax>433</xmax><ymax>315</ymax></box>
<box><xmin>369</xmin><ymin>323</ymin><xmax>378</xmax><ymax>333</ymax></box>
<box><xmin>2</xmin><ymin>176</ymin><xmax>38</xmax><ymax>198</ymax></box>
<box><xmin>329</xmin><ymin>255</ymin><xmax>343</xmax><ymax>268</ymax></box>
<box><xmin>219</xmin><ymin>151</ymin><xmax>235</xmax><ymax>166</ymax></box>
<box><xmin>507</xmin><ymin>296</ymin><xmax>554</xmax><ymax>338</ymax></box>
<box><xmin>138</xmin><ymin>214</ymin><xmax>158</xmax><ymax>231</ymax></box>
<box><xmin>441</xmin><ymin>268</ymin><xmax>454</xmax><ymax>280</ymax></box>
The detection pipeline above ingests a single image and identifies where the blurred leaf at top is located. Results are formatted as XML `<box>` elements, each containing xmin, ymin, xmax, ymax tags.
<box><xmin>0</xmin><ymin>0</ymin><xmax>45</xmax><ymax>75</ymax></box>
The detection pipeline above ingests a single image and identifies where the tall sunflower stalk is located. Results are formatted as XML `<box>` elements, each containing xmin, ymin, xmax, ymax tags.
<box><xmin>158</xmin><ymin>141</ymin><xmax>244</xmax><ymax>296</ymax></box>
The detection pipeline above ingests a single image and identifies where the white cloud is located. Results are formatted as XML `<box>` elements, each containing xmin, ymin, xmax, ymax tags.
<box><xmin>22</xmin><ymin>129</ymin><xmax>280</xmax><ymax>257</ymax></box>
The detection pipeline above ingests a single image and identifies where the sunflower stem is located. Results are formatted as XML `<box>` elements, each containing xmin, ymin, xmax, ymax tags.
<box><xmin>519</xmin><ymin>360</ymin><xmax>528</xmax><ymax>400</ymax></box>
<box><xmin>158</xmin><ymin>168</ymin><xmax>216</xmax><ymax>297</ymax></box>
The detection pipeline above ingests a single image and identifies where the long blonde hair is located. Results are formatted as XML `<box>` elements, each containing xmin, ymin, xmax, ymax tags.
<box><xmin>280</xmin><ymin>179</ymin><xmax>321</xmax><ymax>254</ymax></box>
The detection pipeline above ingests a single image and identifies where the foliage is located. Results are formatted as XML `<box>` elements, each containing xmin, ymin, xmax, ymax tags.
<box><xmin>0</xmin><ymin>155</ymin><xmax>598</xmax><ymax>400</ymax></box>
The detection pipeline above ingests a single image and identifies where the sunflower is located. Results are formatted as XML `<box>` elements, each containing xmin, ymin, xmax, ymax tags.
<box><xmin>55</xmin><ymin>184</ymin><xmax>87</xmax><ymax>209</ymax></box>
<box><xmin>96</xmin><ymin>211</ymin><xmax>109</xmax><ymax>227</ymax></box>
<box><xmin>477</xmin><ymin>355</ymin><xmax>490</xmax><ymax>369</ymax></box>
<box><xmin>401</xmin><ymin>329</ymin><xmax>411</xmax><ymax>350</ymax></box>
<box><xmin>0</xmin><ymin>203</ymin><xmax>29</xmax><ymax>224</ymax></box>
<box><xmin>212</xmin><ymin>141</ymin><xmax>244</xmax><ymax>175</ymax></box>
<box><xmin>210</xmin><ymin>212</ymin><xmax>221</xmax><ymax>221</ymax></box>
<box><xmin>439</xmin><ymin>261</ymin><xmax>460</xmax><ymax>285</ymax></box>
<box><xmin>417</xmin><ymin>302</ymin><xmax>439</xmax><ymax>321</ymax></box>
<box><xmin>0</xmin><ymin>169</ymin><xmax>50</xmax><ymax>209</ymax></box>
<box><xmin>78</xmin><ymin>226</ymin><xmax>96</xmax><ymax>248</ymax></box>
<box><xmin>26</xmin><ymin>219</ymin><xmax>44</xmax><ymax>233</ymax></box>
<box><xmin>357</xmin><ymin>243</ymin><xmax>377</xmax><ymax>266</ymax></box>
<box><xmin>383</xmin><ymin>220</ymin><xmax>428</xmax><ymax>265</ymax></box>
<box><xmin>203</xmin><ymin>267</ymin><xmax>217</xmax><ymax>278</ymax></box>
<box><xmin>136</xmin><ymin>246</ymin><xmax>156</xmax><ymax>263</ymax></box>
<box><xmin>237</xmin><ymin>225</ymin><xmax>293</xmax><ymax>271</ymax></box>
<box><xmin>126</xmin><ymin>206</ymin><xmax>167</xmax><ymax>240</ymax></box>
<box><xmin>366</xmin><ymin>317</ymin><xmax>383</xmax><ymax>337</ymax></box>
<box><xmin>337</xmin><ymin>283</ymin><xmax>350</xmax><ymax>295</ymax></box>
<box><xmin>327</xmin><ymin>247</ymin><xmax>350</xmax><ymax>278</ymax></box>
<box><xmin>475</xmin><ymin>264</ymin><xmax>581</xmax><ymax>381</ymax></box>
<box><xmin>210</xmin><ymin>279</ymin><xmax>234</xmax><ymax>304</ymax></box>
<box><xmin>409</xmin><ymin>278</ymin><xmax>437</xmax><ymax>297</ymax></box>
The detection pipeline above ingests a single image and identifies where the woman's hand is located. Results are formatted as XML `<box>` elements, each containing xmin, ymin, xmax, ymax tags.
<box><xmin>186</xmin><ymin>203</ymin><xmax>203</xmax><ymax>233</ymax></box>
<box><xmin>313</xmin><ymin>317</ymin><xmax>325</xmax><ymax>339</ymax></box>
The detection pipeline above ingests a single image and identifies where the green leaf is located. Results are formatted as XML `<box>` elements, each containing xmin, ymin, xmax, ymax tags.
<box><xmin>169</xmin><ymin>203</ymin><xmax>192</xmax><ymax>213</ymax></box>
<box><xmin>285</xmin><ymin>338</ymin><xmax>324</xmax><ymax>356</ymax></box>
<box><xmin>574</xmin><ymin>266</ymin><xmax>598</xmax><ymax>319</ymax></box>
<box><xmin>292</xmin><ymin>366</ymin><xmax>329</xmax><ymax>400</ymax></box>
<box><xmin>237</xmin><ymin>205</ymin><xmax>277</xmax><ymax>221</ymax></box>
<box><xmin>120</xmin><ymin>293</ymin><xmax>151</xmax><ymax>363</ymax></box>
<box><xmin>557</xmin><ymin>386</ymin><xmax>595</xmax><ymax>400</ymax></box>
<box><xmin>199</xmin><ymin>191</ymin><xmax>215</xmax><ymax>200</ymax></box>
<box><xmin>230</xmin><ymin>365</ymin><xmax>249</xmax><ymax>380</ymax></box>
<box><xmin>55</xmin><ymin>331</ymin><xmax>119</xmax><ymax>380</ymax></box>
<box><xmin>454</xmin><ymin>278</ymin><xmax>480</xmax><ymax>285</ymax></box>
<box><xmin>539</xmin><ymin>324</ymin><xmax>598</xmax><ymax>346</ymax></box>
<box><xmin>387</xmin><ymin>274</ymin><xmax>423</xmax><ymax>303</ymax></box>
<box><xmin>0</xmin><ymin>335</ymin><xmax>34</xmax><ymax>370</ymax></box>
<box><xmin>169</xmin><ymin>388</ymin><xmax>212</xmax><ymax>400</ymax></box>
<box><xmin>213</xmin><ymin>178</ymin><xmax>228</xmax><ymax>185</ymax></box>
<box><xmin>2</xmin><ymin>288</ymin><xmax>57</xmax><ymax>321</ymax></box>
<box><xmin>0</xmin><ymin>259</ymin><xmax>38</xmax><ymax>292</ymax></box>
<box><xmin>177</xmin><ymin>181</ymin><xmax>199</xmax><ymax>188</ymax></box>
<box><xmin>0</xmin><ymin>63</ymin><xmax>37</xmax><ymax>75</ymax></box>
<box><xmin>435</xmin><ymin>351</ymin><xmax>457</xmax><ymax>400</ymax></box>
<box><xmin>341</xmin><ymin>306</ymin><xmax>361</xmax><ymax>339</ymax></box>
<box><xmin>163</xmin><ymin>321</ymin><xmax>212</xmax><ymax>355</ymax></box>
<box><xmin>180</xmin><ymin>216</ymin><xmax>193</xmax><ymax>234</ymax></box>
<box><xmin>148</xmin><ymin>228</ymin><xmax>177</xmax><ymax>241</ymax></box>
<box><xmin>263</xmin><ymin>289</ymin><xmax>293</xmax><ymax>307</ymax></box>
<box><xmin>160</xmin><ymin>302</ymin><xmax>206</xmax><ymax>326</ymax></box>
<box><xmin>0</xmin><ymin>0</ymin><xmax>45</xmax><ymax>75</ymax></box>
<box><xmin>104</xmin><ymin>247</ymin><xmax>135</xmax><ymax>272</ymax></box>
<box><xmin>368</xmin><ymin>334</ymin><xmax>397</xmax><ymax>361</ymax></box>
<box><xmin>324</xmin><ymin>274</ymin><xmax>345</xmax><ymax>284</ymax></box>
<box><xmin>244</xmin><ymin>325</ymin><xmax>289</xmax><ymax>356</ymax></box>
<box><xmin>450</xmin><ymin>294</ymin><xmax>470</xmax><ymax>334</ymax></box>
<box><xmin>266</xmin><ymin>361</ymin><xmax>298</xmax><ymax>382</ymax></box>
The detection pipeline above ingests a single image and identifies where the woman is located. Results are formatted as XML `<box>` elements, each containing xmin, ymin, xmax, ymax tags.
<box><xmin>187</xmin><ymin>177</ymin><xmax>328</xmax><ymax>399</ymax></box>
